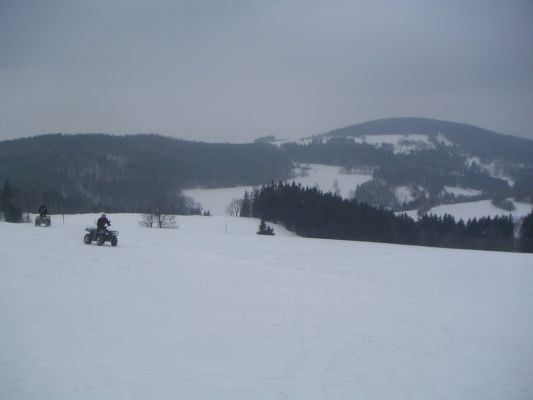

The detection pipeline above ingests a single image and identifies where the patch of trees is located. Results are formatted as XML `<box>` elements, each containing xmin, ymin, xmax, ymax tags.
<box><xmin>519</xmin><ymin>211</ymin><xmax>533</xmax><ymax>253</ymax></box>
<box><xmin>373</xmin><ymin>149</ymin><xmax>510</xmax><ymax>199</ymax></box>
<box><xmin>0</xmin><ymin>180</ymin><xmax>22</xmax><ymax>222</ymax></box>
<box><xmin>324</xmin><ymin>117</ymin><xmax>533</xmax><ymax>164</ymax></box>
<box><xmin>281</xmin><ymin>140</ymin><xmax>390</xmax><ymax>168</ymax></box>
<box><xmin>0</xmin><ymin>133</ymin><xmax>293</xmax><ymax>213</ymax></box>
<box><xmin>353</xmin><ymin>179</ymin><xmax>399</xmax><ymax>209</ymax></box>
<box><xmin>245</xmin><ymin>182</ymin><xmax>526</xmax><ymax>252</ymax></box>
<box><xmin>511</xmin><ymin>167</ymin><xmax>533</xmax><ymax>203</ymax></box>
<box><xmin>282</xmin><ymin>140</ymin><xmax>528</xmax><ymax>212</ymax></box>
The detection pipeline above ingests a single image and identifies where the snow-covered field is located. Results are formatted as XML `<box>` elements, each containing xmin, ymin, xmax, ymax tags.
<box><xmin>402</xmin><ymin>199</ymin><xmax>532</xmax><ymax>221</ymax></box>
<box><xmin>442</xmin><ymin>186</ymin><xmax>483</xmax><ymax>198</ymax></box>
<box><xmin>184</xmin><ymin>164</ymin><xmax>372</xmax><ymax>216</ymax></box>
<box><xmin>277</xmin><ymin>133</ymin><xmax>446</xmax><ymax>154</ymax></box>
<box><xmin>2</xmin><ymin>214</ymin><xmax>532</xmax><ymax>399</ymax></box>
<box><xmin>184</xmin><ymin>163</ymin><xmax>532</xmax><ymax>222</ymax></box>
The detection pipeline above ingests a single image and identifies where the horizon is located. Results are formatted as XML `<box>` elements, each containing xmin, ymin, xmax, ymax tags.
<box><xmin>1</xmin><ymin>116</ymin><xmax>532</xmax><ymax>145</ymax></box>
<box><xmin>1</xmin><ymin>1</ymin><xmax>532</xmax><ymax>143</ymax></box>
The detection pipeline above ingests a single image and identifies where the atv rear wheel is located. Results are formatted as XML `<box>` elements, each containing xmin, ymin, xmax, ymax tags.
<box><xmin>84</xmin><ymin>234</ymin><xmax>92</xmax><ymax>244</ymax></box>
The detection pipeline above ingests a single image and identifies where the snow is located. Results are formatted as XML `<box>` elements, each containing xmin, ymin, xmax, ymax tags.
<box><xmin>276</xmin><ymin>133</ymin><xmax>444</xmax><ymax>153</ymax></box>
<box><xmin>442</xmin><ymin>186</ymin><xmax>483</xmax><ymax>197</ymax></box>
<box><xmin>184</xmin><ymin>186</ymin><xmax>255</xmax><ymax>216</ymax></box>
<box><xmin>435</xmin><ymin>132</ymin><xmax>453</xmax><ymax>146</ymax></box>
<box><xmin>364</xmin><ymin>133</ymin><xmax>431</xmax><ymax>146</ymax></box>
<box><xmin>325</xmin><ymin>134</ymin><xmax>436</xmax><ymax>154</ymax></box>
<box><xmin>184</xmin><ymin>164</ymin><xmax>373</xmax><ymax>215</ymax></box>
<box><xmin>402</xmin><ymin>199</ymin><xmax>532</xmax><ymax>221</ymax></box>
<box><xmin>1</xmin><ymin>213</ymin><xmax>532</xmax><ymax>399</ymax></box>
<box><xmin>466</xmin><ymin>157</ymin><xmax>515</xmax><ymax>186</ymax></box>
<box><xmin>394</xmin><ymin>186</ymin><xmax>415</xmax><ymax>204</ymax></box>
<box><xmin>287</xmin><ymin>164</ymin><xmax>372</xmax><ymax>198</ymax></box>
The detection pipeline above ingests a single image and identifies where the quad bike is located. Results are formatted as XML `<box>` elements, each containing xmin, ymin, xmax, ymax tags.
<box><xmin>84</xmin><ymin>227</ymin><xmax>119</xmax><ymax>247</ymax></box>
<box><xmin>35</xmin><ymin>214</ymin><xmax>51</xmax><ymax>227</ymax></box>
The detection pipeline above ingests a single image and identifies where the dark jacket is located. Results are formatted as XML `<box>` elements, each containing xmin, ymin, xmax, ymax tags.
<box><xmin>97</xmin><ymin>216</ymin><xmax>111</xmax><ymax>230</ymax></box>
<box><xmin>38</xmin><ymin>205</ymin><xmax>48</xmax><ymax>216</ymax></box>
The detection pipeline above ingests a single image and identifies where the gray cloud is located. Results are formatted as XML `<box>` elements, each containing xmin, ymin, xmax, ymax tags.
<box><xmin>1</xmin><ymin>0</ymin><xmax>532</xmax><ymax>142</ymax></box>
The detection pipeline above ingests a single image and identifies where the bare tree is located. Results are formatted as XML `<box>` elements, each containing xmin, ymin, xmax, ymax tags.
<box><xmin>154</xmin><ymin>209</ymin><xmax>177</xmax><ymax>228</ymax></box>
<box><xmin>139</xmin><ymin>198</ymin><xmax>178</xmax><ymax>229</ymax></box>
<box><xmin>226</xmin><ymin>198</ymin><xmax>243</xmax><ymax>217</ymax></box>
<box><xmin>139</xmin><ymin>213</ymin><xmax>155</xmax><ymax>228</ymax></box>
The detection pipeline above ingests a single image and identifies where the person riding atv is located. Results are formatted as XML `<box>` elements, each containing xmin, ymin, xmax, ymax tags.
<box><xmin>35</xmin><ymin>205</ymin><xmax>51</xmax><ymax>227</ymax></box>
<box><xmin>97</xmin><ymin>213</ymin><xmax>111</xmax><ymax>231</ymax></box>
<box><xmin>84</xmin><ymin>213</ymin><xmax>118</xmax><ymax>246</ymax></box>
<box><xmin>38</xmin><ymin>205</ymin><xmax>48</xmax><ymax>218</ymax></box>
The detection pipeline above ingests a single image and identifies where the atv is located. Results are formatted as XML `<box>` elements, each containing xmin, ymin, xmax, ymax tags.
<box><xmin>84</xmin><ymin>227</ymin><xmax>119</xmax><ymax>247</ymax></box>
<box><xmin>35</xmin><ymin>215</ymin><xmax>51</xmax><ymax>227</ymax></box>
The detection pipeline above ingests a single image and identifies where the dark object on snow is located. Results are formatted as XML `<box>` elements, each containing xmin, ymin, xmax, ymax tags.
<box><xmin>84</xmin><ymin>227</ymin><xmax>119</xmax><ymax>247</ymax></box>
<box><xmin>257</xmin><ymin>219</ymin><xmax>275</xmax><ymax>236</ymax></box>
<box><xmin>38</xmin><ymin>205</ymin><xmax>48</xmax><ymax>217</ymax></box>
<box><xmin>35</xmin><ymin>214</ymin><xmax>51</xmax><ymax>227</ymax></box>
<box><xmin>519</xmin><ymin>211</ymin><xmax>533</xmax><ymax>253</ymax></box>
<box><xmin>35</xmin><ymin>204</ymin><xmax>51</xmax><ymax>226</ymax></box>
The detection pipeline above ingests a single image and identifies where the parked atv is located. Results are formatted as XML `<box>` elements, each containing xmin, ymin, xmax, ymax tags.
<box><xmin>84</xmin><ymin>227</ymin><xmax>118</xmax><ymax>247</ymax></box>
<box><xmin>35</xmin><ymin>215</ymin><xmax>51</xmax><ymax>227</ymax></box>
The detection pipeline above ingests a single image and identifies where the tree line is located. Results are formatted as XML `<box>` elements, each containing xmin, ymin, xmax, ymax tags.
<box><xmin>0</xmin><ymin>133</ymin><xmax>293</xmax><ymax>213</ymax></box>
<box><xmin>241</xmin><ymin>181</ymin><xmax>533</xmax><ymax>253</ymax></box>
<box><xmin>282</xmin><ymin>141</ymin><xmax>533</xmax><ymax>209</ymax></box>
<box><xmin>0</xmin><ymin>180</ymin><xmax>23</xmax><ymax>222</ymax></box>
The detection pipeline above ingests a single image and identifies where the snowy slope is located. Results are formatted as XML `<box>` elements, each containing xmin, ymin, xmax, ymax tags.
<box><xmin>275</xmin><ymin>133</ymin><xmax>439</xmax><ymax>154</ymax></box>
<box><xmin>184</xmin><ymin>164</ymin><xmax>372</xmax><ymax>216</ymax></box>
<box><xmin>1</xmin><ymin>214</ymin><xmax>533</xmax><ymax>400</ymax></box>
<box><xmin>402</xmin><ymin>199</ymin><xmax>532</xmax><ymax>221</ymax></box>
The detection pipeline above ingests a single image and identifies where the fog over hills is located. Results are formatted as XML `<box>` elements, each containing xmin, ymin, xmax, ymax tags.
<box><xmin>1</xmin><ymin>117</ymin><xmax>532</xmax><ymax>217</ymax></box>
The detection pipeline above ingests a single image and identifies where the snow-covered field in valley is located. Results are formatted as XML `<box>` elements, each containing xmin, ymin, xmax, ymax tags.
<box><xmin>402</xmin><ymin>199</ymin><xmax>532</xmax><ymax>221</ymax></box>
<box><xmin>1</xmin><ymin>213</ymin><xmax>532</xmax><ymax>399</ymax></box>
<box><xmin>184</xmin><ymin>164</ymin><xmax>372</xmax><ymax>216</ymax></box>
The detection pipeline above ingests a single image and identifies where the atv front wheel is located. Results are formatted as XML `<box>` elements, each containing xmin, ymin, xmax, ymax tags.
<box><xmin>84</xmin><ymin>234</ymin><xmax>92</xmax><ymax>245</ymax></box>
<box><xmin>96</xmin><ymin>234</ymin><xmax>105</xmax><ymax>246</ymax></box>
<box><xmin>111</xmin><ymin>237</ymin><xmax>118</xmax><ymax>247</ymax></box>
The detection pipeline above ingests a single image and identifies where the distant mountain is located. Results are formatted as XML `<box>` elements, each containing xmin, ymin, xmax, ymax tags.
<box><xmin>323</xmin><ymin>117</ymin><xmax>533</xmax><ymax>164</ymax></box>
<box><xmin>279</xmin><ymin>118</ymin><xmax>533</xmax><ymax>212</ymax></box>
<box><xmin>0</xmin><ymin>134</ymin><xmax>293</xmax><ymax>213</ymax></box>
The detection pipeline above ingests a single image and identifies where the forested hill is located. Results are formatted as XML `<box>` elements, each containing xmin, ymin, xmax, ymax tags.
<box><xmin>0</xmin><ymin>134</ymin><xmax>292</xmax><ymax>213</ymax></box>
<box><xmin>324</xmin><ymin>117</ymin><xmax>533</xmax><ymax>164</ymax></box>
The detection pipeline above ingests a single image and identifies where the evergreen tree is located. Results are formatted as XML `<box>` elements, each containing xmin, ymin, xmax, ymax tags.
<box><xmin>246</xmin><ymin>182</ymin><xmax>518</xmax><ymax>252</ymax></box>
<box><xmin>0</xmin><ymin>180</ymin><xmax>22</xmax><ymax>222</ymax></box>
<box><xmin>519</xmin><ymin>211</ymin><xmax>533</xmax><ymax>253</ymax></box>
<box><xmin>240</xmin><ymin>191</ymin><xmax>251</xmax><ymax>217</ymax></box>
<box><xmin>257</xmin><ymin>219</ymin><xmax>275</xmax><ymax>235</ymax></box>
<box><xmin>0</xmin><ymin>180</ymin><xmax>14</xmax><ymax>211</ymax></box>
<box><xmin>4</xmin><ymin>203</ymin><xmax>22</xmax><ymax>223</ymax></box>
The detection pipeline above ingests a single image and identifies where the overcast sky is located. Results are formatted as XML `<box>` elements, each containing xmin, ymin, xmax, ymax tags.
<box><xmin>1</xmin><ymin>0</ymin><xmax>532</xmax><ymax>143</ymax></box>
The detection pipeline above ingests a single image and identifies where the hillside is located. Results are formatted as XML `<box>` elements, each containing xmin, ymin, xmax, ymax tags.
<box><xmin>1</xmin><ymin>118</ymin><xmax>532</xmax><ymax>217</ymax></box>
<box><xmin>1</xmin><ymin>214</ymin><xmax>532</xmax><ymax>399</ymax></box>
<box><xmin>0</xmin><ymin>134</ymin><xmax>293</xmax><ymax>213</ymax></box>
<box><xmin>184</xmin><ymin>164</ymin><xmax>373</xmax><ymax>215</ymax></box>
<box><xmin>278</xmin><ymin>118</ymin><xmax>533</xmax><ymax>212</ymax></box>
<box><xmin>324</xmin><ymin>117</ymin><xmax>533</xmax><ymax>164</ymax></box>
